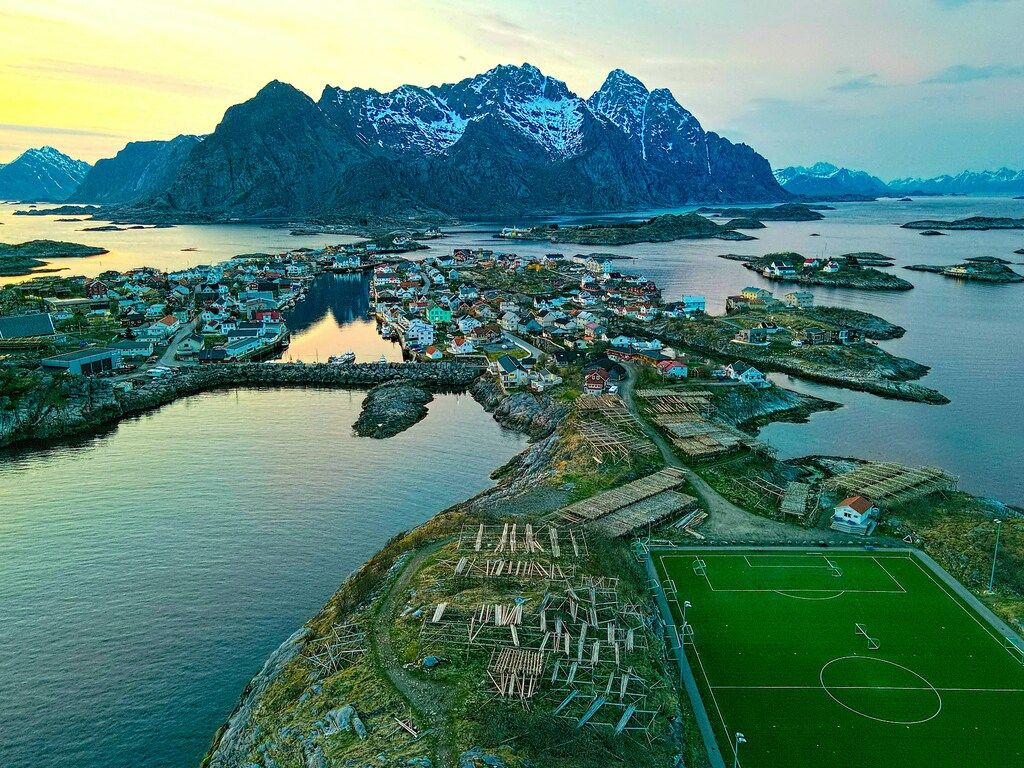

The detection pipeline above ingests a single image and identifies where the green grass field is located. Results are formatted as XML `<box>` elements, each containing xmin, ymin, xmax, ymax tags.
<box><xmin>654</xmin><ymin>549</ymin><xmax>1024</xmax><ymax>768</ymax></box>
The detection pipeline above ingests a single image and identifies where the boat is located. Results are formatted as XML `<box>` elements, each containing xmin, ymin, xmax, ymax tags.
<box><xmin>327</xmin><ymin>351</ymin><xmax>356</xmax><ymax>365</ymax></box>
<box><xmin>378</xmin><ymin>354</ymin><xmax>388</xmax><ymax>364</ymax></box>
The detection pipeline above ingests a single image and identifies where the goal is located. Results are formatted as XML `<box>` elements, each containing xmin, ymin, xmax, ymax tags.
<box><xmin>856</xmin><ymin>622</ymin><xmax>880</xmax><ymax>651</ymax></box>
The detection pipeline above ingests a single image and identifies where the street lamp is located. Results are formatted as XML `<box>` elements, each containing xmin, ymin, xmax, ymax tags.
<box><xmin>681</xmin><ymin>600</ymin><xmax>692</xmax><ymax>631</ymax></box>
<box><xmin>988</xmin><ymin>519</ymin><xmax>1003</xmax><ymax>593</ymax></box>
<box><xmin>732</xmin><ymin>732</ymin><xmax>747</xmax><ymax>768</ymax></box>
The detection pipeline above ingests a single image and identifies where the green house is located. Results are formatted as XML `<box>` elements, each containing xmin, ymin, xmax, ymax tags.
<box><xmin>426</xmin><ymin>304</ymin><xmax>452</xmax><ymax>324</ymax></box>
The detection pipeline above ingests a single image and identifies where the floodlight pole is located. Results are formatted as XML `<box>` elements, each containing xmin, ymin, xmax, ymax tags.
<box><xmin>732</xmin><ymin>732</ymin><xmax>747</xmax><ymax>768</ymax></box>
<box><xmin>988</xmin><ymin>519</ymin><xmax>1003</xmax><ymax>593</ymax></box>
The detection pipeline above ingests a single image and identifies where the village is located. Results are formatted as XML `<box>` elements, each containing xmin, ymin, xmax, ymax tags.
<box><xmin>0</xmin><ymin>235</ymin><xmax>955</xmax><ymax>541</ymax></box>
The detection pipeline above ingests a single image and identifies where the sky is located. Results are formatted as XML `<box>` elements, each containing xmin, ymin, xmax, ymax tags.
<box><xmin>1</xmin><ymin>0</ymin><xmax>1022</xmax><ymax>178</ymax></box>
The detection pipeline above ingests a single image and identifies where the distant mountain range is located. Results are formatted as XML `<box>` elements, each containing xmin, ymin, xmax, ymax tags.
<box><xmin>5</xmin><ymin>66</ymin><xmax>1022</xmax><ymax>217</ymax></box>
<box><xmin>775</xmin><ymin>162</ymin><xmax>1024</xmax><ymax>198</ymax></box>
<box><xmin>0</xmin><ymin>146</ymin><xmax>90</xmax><ymax>202</ymax></box>
<box><xmin>5</xmin><ymin>64</ymin><xmax>787</xmax><ymax>219</ymax></box>
<box><xmin>773</xmin><ymin>162</ymin><xmax>890</xmax><ymax>197</ymax></box>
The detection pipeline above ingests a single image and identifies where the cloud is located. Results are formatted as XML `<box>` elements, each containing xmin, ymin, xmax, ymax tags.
<box><xmin>0</xmin><ymin>123</ymin><xmax>123</xmax><ymax>139</ymax></box>
<box><xmin>6</xmin><ymin>59</ymin><xmax>235</xmax><ymax>97</ymax></box>
<box><xmin>830</xmin><ymin>74</ymin><xmax>883</xmax><ymax>92</ymax></box>
<box><xmin>924</xmin><ymin>63</ymin><xmax>1024</xmax><ymax>83</ymax></box>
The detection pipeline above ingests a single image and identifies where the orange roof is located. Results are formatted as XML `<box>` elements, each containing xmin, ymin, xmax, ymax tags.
<box><xmin>158</xmin><ymin>315</ymin><xmax>178</xmax><ymax>326</ymax></box>
<box><xmin>838</xmin><ymin>496</ymin><xmax>874</xmax><ymax>513</ymax></box>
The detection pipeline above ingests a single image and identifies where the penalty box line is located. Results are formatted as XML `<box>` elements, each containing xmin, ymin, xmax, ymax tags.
<box><xmin>659</xmin><ymin>553</ymin><xmax>909</xmax><ymax>594</ymax></box>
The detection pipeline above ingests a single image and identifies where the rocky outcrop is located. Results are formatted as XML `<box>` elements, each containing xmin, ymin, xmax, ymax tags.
<box><xmin>0</xmin><ymin>361</ymin><xmax>482</xmax><ymax>450</ymax></box>
<box><xmin>206</xmin><ymin>627</ymin><xmax>312</xmax><ymax>768</ymax></box>
<box><xmin>470</xmin><ymin>379</ymin><xmax>568</xmax><ymax>440</ymax></box>
<box><xmin>353</xmin><ymin>381</ymin><xmax>433</xmax><ymax>438</ymax></box>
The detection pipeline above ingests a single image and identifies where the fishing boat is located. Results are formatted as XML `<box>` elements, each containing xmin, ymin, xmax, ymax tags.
<box><xmin>327</xmin><ymin>351</ymin><xmax>356</xmax><ymax>365</ymax></box>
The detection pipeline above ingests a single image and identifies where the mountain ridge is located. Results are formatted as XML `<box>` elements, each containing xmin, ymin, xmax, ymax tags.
<box><xmin>132</xmin><ymin>63</ymin><xmax>787</xmax><ymax>219</ymax></box>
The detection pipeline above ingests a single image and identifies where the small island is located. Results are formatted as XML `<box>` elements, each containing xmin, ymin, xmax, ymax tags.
<box><xmin>497</xmin><ymin>212</ymin><xmax>756</xmax><ymax>245</ymax></box>
<box><xmin>723</xmin><ymin>217</ymin><xmax>767</xmax><ymax>230</ymax></box>
<box><xmin>13</xmin><ymin>204</ymin><xmax>102</xmax><ymax>217</ymax></box>
<box><xmin>917</xmin><ymin>230</ymin><xmax>947</xmax><ymax>237</ymax></box>
<box><xmin>901</xmin><ymin>216</ymin><xmax>1024</xmax><ymax>231</ymax></box>
<box><xmin>0</xmin><ymin>239</ymin><xmax>109</xmax><ymax>276</ymax></box>
<box><xmin>721</xmin><ymin>251</ymin><xmax>914</xmax><ymax>291</ymax></box>
<box><xmin>353</xmin><ymin>381</ymin><xmax>434</xmax><ymax>437</ymax></box>
<box><xmin>904</xmin><ymin>257</ymin><xmax>1023</xmax><ymax>283</ymax></box>
<box><xmin>697</xmin><ymin>202</ymin><xmax>825</xmax><ymax>221</ymax></box>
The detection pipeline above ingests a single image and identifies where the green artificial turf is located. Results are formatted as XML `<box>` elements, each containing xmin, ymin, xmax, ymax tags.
<box><xmin>654</xmin><ymin>549</ymin><xmax>1024</xmax><ymax>768</ymax></box>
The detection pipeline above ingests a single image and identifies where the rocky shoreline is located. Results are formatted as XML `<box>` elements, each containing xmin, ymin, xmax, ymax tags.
<box><xmin>0</xmin><ymin>361</ymin><xmax>482</xmax><ymax>451</ymax></box>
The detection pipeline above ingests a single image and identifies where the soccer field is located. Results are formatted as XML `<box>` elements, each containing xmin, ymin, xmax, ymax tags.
<box><xmin>653</xmin><ymin>548</ymin><xmax>1024</xmax><ymax>768</ymax></box>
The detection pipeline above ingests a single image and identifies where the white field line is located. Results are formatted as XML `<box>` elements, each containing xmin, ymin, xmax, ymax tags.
<box><xmin>711</xmin><ymin>684</ymin><xmax>1024</xmax><ymax>693</ymax></box>
<box><xmin>871</xmin><ymin>556</ymin><xmax>908</xmax><ymax>594</ymax></box>
<box><xmin>906</xmin><ymin>555</ymin><xmax>1024</xmax><ymax>667</ymax></box>
<box><xmin>663</xmin><ymin>553</ymin><xmax>906</xmax><ymax>593</ymax></box>
<box><xmin>689</xmin><ymin>636</ymin><xmax>739</xmax><ymax>766</ymax></box>
<box><xmin>742</xmin><ymin>554</ymin><xmax>833</xmax><ymax>569</ymax></box>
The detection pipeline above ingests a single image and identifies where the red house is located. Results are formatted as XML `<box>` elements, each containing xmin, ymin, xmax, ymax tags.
<box><xmin>583</xmin><ymin>367</ymin><xmax>610</xmax><ymax>395</ymax></box>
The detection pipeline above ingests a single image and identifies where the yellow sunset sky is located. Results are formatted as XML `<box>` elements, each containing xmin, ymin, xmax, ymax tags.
<box><xmin>1</xmin><ymin>0</ymin><xmax>1022</xmax><ymax>177</ymax></box>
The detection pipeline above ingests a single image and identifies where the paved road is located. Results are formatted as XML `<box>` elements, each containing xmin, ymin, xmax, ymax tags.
<box><xmin>504</xmin><ymin>332</ymin><xmax>544</xmax><ymax>359</ymax></box>
<box><xmin>159</xmin><ymin>319</ymin><xmax>198</xmax><ymax>368</ymax></box>
<box><xmin>618</xmin><ymin>363</ymin><xmax>849</xmax><ymax>543</ymax></box>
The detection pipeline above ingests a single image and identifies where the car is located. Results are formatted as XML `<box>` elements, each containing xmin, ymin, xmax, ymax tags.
<box><xmin>607</xmin><ymin>384</ymin><xmax>619</xmax><ymax>394</ymax></box>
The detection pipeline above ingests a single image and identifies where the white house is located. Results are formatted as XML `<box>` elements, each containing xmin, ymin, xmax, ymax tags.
<box><xmin>831</xmin><ymin>496</ymin><xmax>879</xmax><ymax>535</ymax></box>
<box><xmin>491</xmin><ymin>354</ymin><xmax>527</xmax><ymax>389</ymax></box>
<box><xmin>726</xmin><ymin>361</ymin><xmax>770</xmax><ymax>388</ymax></box>
<box><xmin>405</xmin><ymin>319</ymin><xmax>435</xmax><ymax>348</ymax></box>
<box><xmin>448</xmin><ymin>336</ymin><xmax>476</xmax><ymax>355</ymax></box>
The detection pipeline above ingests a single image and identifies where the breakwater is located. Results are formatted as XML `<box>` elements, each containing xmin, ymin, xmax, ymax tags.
<box><xmin>0</xmin><ymin>361</ymin><xmax>483</xmax><ymax>450</ymax></box>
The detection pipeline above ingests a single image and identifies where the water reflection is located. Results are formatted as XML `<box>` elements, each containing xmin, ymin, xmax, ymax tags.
<box><xmin>275</xmin><ymin>273</ymin><xmax>402</xmax><ymax>363</ymax></box>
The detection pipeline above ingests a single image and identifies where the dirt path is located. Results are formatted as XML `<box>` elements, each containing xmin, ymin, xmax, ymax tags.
<box><xmin>368</xmin><ymin>539</ymin><xmax>458</xmax><ymax>768</ymax></box>
<box><xmin>618</xmin><ymin>364</ymin><xmax>850</xmax><ymax>543</ymax></box>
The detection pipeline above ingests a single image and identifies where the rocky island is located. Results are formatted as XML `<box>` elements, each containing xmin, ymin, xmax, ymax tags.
<box><xmin>720</xmin><ymin>251</ymin><xmax>914</xmax><ymax>291</ymax></box>
<box><xmin>498</xmin><ymin>212</ymin><xmax>756</xmax><ymax>245</ymax></box>
<box><xmin>904</xmin><ymin>257</ymin><xmax>1023</xmax><ymax>283</ymax></box>
<box><xmin>697</xmin><ymin>202</ymin><xmax>825</xmax><ymax>221</ymax></box>
<box><xmin>901</xmin><ymin>216</ymin><xmax>1024</xmax><ymax>231</ymax></box>
<box><xmin>352</xmin><ymin>380</ymin><xmax>434</xmax><ymax>438</ymax></box>
<box><xmin>0</xmin><ymin>239</ymin><xmax>109</xmax><ymax>276</ymax></box>
<box><xmin>12</xmin><ymin>204</ymin><xmax>101</xmax><ymax>217</ymax></box>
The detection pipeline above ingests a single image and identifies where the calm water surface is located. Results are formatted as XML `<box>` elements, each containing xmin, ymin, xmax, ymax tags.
<box><xmin>0</xmin><ymin>203</ymin><xmax>358</xmax><ymax>286</ymax></box>
<box><xmin>0</xmin><ymin>390</ymin><xmax>524</xmax><ymax>768</ymax></box>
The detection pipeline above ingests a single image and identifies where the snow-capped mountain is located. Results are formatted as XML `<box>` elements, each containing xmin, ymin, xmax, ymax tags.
<box><xmin>125</xmin><ymin>64</ymin><xmax>786</xmax><ymax>218</ymax></box>
<box><xmin>320</xmin><ymin>64</ymin><xmax>594</xmax><ymax>160</ymax></box>
<box><xmin>588</xmin><ymin>69</ymin><xmax>705</xmax><ymax>167</ymax></box>
<box><xmin>889</xmin><ymin>168</ymin><xmax>1024</xmax><ymax>196</ymax></box>
<box><xmin>774</xmin><ymin>162</ymin><xmax>890</xmax><ymax>197</ymax></box>
<box><xmin>0</xmin><ymin>146</ymin><xmax>90</xmax><ymax>201</ymax></box>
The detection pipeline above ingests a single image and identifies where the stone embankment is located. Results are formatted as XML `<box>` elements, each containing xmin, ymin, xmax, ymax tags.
<box><xmin>0</xmin><ymin>361</ymin><xmax>482</xmax><ymax>449</ymax></box>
